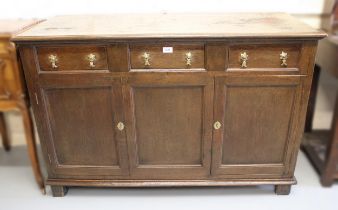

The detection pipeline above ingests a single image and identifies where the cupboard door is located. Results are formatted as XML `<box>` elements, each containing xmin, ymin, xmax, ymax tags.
<box><xmin>212</xmin><ymin>75</ymin><xmax>302</xmax><ymax>178</ymax></box>
<box><xmin>38</xmin><ymin>74</ymin><xmax>129</xmax><ymax>178</ymax></box>
<box><xmin>124</xmin><ymin>73</ymin><xmax>213</xmax><ymax>179</ymax></box>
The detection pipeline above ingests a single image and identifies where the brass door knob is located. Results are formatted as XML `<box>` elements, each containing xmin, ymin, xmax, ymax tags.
<box><xmin>48</xmin><ymin>54</ymin><xmax>58</xmax><ymax>69</ymax></box>
<box><xmin>213</xmin><ymin>121</ymin><xmax>222</xmax><ymax>130</ymax></box>
<box><xmin>240</xmin><ymin>52</ymin><xmax>248</xmax><ymax>68</ymax></box>
<box><xmin>117</xmin><ymin>122</ymin><xmax>125</xmax><ymax>131</ymax></box>
<box><xmin>280</xmin><ymin>51</ymin><xmax>288</xmax><ymax>67</ymax></box>
<box><xmin>142</xmin><ymin>52</ymin><xmax>150</xmax><ymax>66</ymax></box>
<box><xmin>87</xmin><ymin>53</ymin><xmax>96</xmax><ymax>68</ymax></box>
<box><xmin>185</xmin><ymin>52</ymin><xmax>192</xmax><ymax>66</ymax></box>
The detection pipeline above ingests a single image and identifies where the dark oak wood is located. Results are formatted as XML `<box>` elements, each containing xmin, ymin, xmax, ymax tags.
<box><xmin>206</xmin><ymin>44</ymin><xmax>228</xmax><ymax>71</ymax></box>
<box><xmin>19</xmin><ymin>102</ymin><xmax>45</xmax><ymax>192</ymax></box>
<box><xmin>130</xmin><ymin>44</ymin><xmax>205</xmax><ymax>69</ymax></box>
<box><xmin>212</xmin><ymin>76</ymin><xmax>302</xmax><ymax>178</ymax></box>
<box><xmin>108</xmin><ymin>43</ymin><xmax>129</xmax><ymax>72</ymax></box>
<box><xmin>13</xmin><ymin>13</ymin><xmax>325</xmax><ymax>196</ymax></box>
<box><xmin>46</xmin><ymin>177</ymin><xmax>297</xmax><ymax>187</ymax></box>
<box><xmin>0</xmin><ymin>19</ymin><xmax>45</xmax><ymax>193</ymax></box>
<box><xmin>275</xmin><ymin>185</ymin><xmax>291</xmax><ymax>195</ymax></box>
<box><xmin>37</xmin><ymin>45</ymin><xmax>108</xmax><ymax>71</ymax></box>
<box><xmin>123</xmin><ymin>73</ymin><xmax>213</xmax><ymax>179</ymax></box>
<box><xmin>43</xmin><ymin>85</ymin><xmax>129</xmax><ymax>177</ymax></box>
<box><xmin>228</xmin><ymin>44</ymin><xmax>301</xmax><ymax>70</ymax></box>
<box><xmin>51</xmin><ymin>185</ymin><xmax>68</xmax><ymax>197</ymax></box>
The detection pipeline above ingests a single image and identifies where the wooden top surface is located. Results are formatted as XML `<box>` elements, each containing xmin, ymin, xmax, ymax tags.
<box><xmin>0</xmin><ymin>19</ymin><xmax>42</xmax><ymax>37</ymax></box>
<box><xmin>13</xmin><ymin>13</ymin><xmax>326</xmax><ymax>41</ymax></box>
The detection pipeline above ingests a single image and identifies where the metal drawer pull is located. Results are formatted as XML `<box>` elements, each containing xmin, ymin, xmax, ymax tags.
<box><xmin>48</xmin><ymin>54</ymin><xmax>58</xmax><ymax>69</ymax></box>
<box><xmin>185</xmin><ymin>52</ymin><xmax>192</xmax><ymax>66</ymax></box>
<box><xmin>280</xmin><ymin>51</ymin><xmax>288</xmax><ymax>67</ymax></box>
<box><xmin>117</xmin><ymin>122</ymin><xmax>125</xmax><ymax>131</ymax></box>
<box><xmin>240</xmin><ymin>52</ymin><xmax>248</xmax><ymax>68</ymax></box>
<box><xmin>213</xmin><ymin>121</ymin><xmax>221</xmax><ymax>130</ymax></box>
<box><xmin>142</xmin><ymin>52</ymin><xmax>150</xmax><ymax>66</ymax></box>
<box><xmin>87</xmin><ymin>53</ymin><xmax>96</xmax><ymax>68</ymax></box>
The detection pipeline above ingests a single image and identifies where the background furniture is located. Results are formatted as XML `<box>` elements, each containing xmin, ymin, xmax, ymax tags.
<box><xmin>303</xmin><ymin>36</ymin><xmax>338</xmax><ymax>186</ymax></box>
<box><xmin>0</xmin><ymin>19</ymin><xmax>45</xmax><ymax>193</ymax></box>
<box><xmin>13</xmin><ymin>13</ymin><xmax>325</xmax><ymax>197</ymax></box>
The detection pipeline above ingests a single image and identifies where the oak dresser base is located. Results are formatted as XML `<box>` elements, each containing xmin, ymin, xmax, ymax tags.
<box><xmin>48</xmin><ymin>178</ymin><xmax>296</xmax><ymax>196</ymax></box>
<box><xmin>13</xmin><ymin>13</ymin><xmax>325</xmax><ymax>197</ymax></box>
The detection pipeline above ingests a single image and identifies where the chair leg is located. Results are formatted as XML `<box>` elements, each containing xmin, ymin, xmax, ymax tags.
<box><xmin>20</xmin><ymin>106</ymin><xmax>45</xmax><ymax>194</ymax></box>
<box><xmin>0</xmin><ymin>112</ymin><xmax>10</xmax><ymax>151</ymax></box>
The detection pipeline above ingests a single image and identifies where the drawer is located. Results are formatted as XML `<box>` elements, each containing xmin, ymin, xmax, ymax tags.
<box><xmin>228</xmin><ymin>44</ymin><xmax>301</xmax><ymax>69</ymax></box>
<box><xmin>36</xmin><ymin>46</ymin><xmax>108</xmax><ymax>71</ymax></box>
<box><xmin>130</xmin><ymin>44</ymin><xmax>205</xmax><ymax>69</ymax></box>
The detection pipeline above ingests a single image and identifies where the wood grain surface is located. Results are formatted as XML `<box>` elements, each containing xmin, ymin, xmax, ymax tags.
<box><xmin>12</xmin><ymin>13</ymin><xmax>325</xmax><ymax>41</ymax></box>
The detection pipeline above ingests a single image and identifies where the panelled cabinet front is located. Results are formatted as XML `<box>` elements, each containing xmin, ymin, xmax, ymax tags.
<box><xmin>212</xmin><ymin>75</ymin><xmax>302</xmax><ymax>178</ymax></box>
<box><xmin>18</xmin><ymin>40</ymin><xmax>317</xmax><ymax>195</ymax></box>
<box><xmin>123</xmin><ymin>73</ymin><xmax>214</xmax><ymax>179</ymax></box>
<box><xmin>20</xmin><ymin>46</ymin><xmax>130</xmax><ymax>179</ymax></box>
<box><xmin>40</xmin><ymin>78</ymin><xmax>130</xmax><ymax>178</ymax></box>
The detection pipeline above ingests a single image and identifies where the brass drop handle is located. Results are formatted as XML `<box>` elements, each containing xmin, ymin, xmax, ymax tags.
<box><xmin>213</xmin><ymin>121</ymin><xmax>221</xmax><ymax>130</ymax></box>
<box><xmin>87</xmin><ymin>53</ymin><xmax>96</xmax><ymax>68</ymax></box>
<box><xmin>142</xmin><ymin>52</ymin><xmax>150</xmax><ymax>66</ymax></box>
<box><xmin>185</xmin><ymin>52</ymin><xmax>192</xmax><ymax>66</ymax></box>
<box><xmin>240</xmin><ymin>52</ymin><xmax>248</xmax><ymax>68</ymax></box>
<box><xmin>280</xmin><ymin>51</ymin><xmax>288</xmax><ymax>67</ymax></box>
<box><xmin>117</xmin><ymin>122</ymin><xmax>125</xmax><ymax>131</ymax></box>
<box><xmin>48</xmin><ymin>54</ymin><xmax>58</xmax><ymax>69</ymax></box>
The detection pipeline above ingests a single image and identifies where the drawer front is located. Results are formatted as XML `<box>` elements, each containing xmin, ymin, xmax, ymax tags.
<box><xmin>37</xmin><ymin>46</ymin><xmax>108</xmax><ymax>71</ymax></box>
<box><xmin>130</xmin><ymin>44</ymin><xmax>205</xmax><ymax>69</ymax></box>
<box><xmin>229</xmin><ymin>44</ymin><xmax>300</xmax><ymax>69</ymax></box>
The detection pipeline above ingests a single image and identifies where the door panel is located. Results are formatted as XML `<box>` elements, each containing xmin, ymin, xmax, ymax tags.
<box><xmin>39</xmin><ymin>74</ymin><xmax>129</xmax><ymax>178</ymax></box>
<box><xmin>212</xmin><ymin>75</ymin><xmax>301</xmax><ymax>178</ymax></box>
<box><xmin>45</xmin><ymin>88</ymin><xmax>119</xmax><ymax>166</ymax></box>
<box><xmin>124</xmin><ymin>73</ymin><xmax>213</xmax><ymax>179</ymax></box>
<box><xmin>134</xmin><ymin>87</ymin><xmax>203</xmax><ymax>165</ymax></box>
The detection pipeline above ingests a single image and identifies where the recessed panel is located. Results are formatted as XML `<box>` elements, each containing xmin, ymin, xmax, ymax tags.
<box><xmin>222</xmin><ymin>85</ymin><xmax>295</xmax><ymax>164</ymax></box>
<box><xmin>45</xmin><ymin>87</ymin><xmax>119</xmax><ymax>166</ymax></box>
<box><xmin>133</xmin><ymin>86</ymin><xmax>203</xmax><ymax>165</ymax></box>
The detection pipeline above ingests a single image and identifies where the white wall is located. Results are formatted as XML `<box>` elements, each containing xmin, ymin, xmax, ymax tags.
<box><xmin>0</xmin><ymin>0</ymin><xmax>334</xmax><ymax>19</ymax></box>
